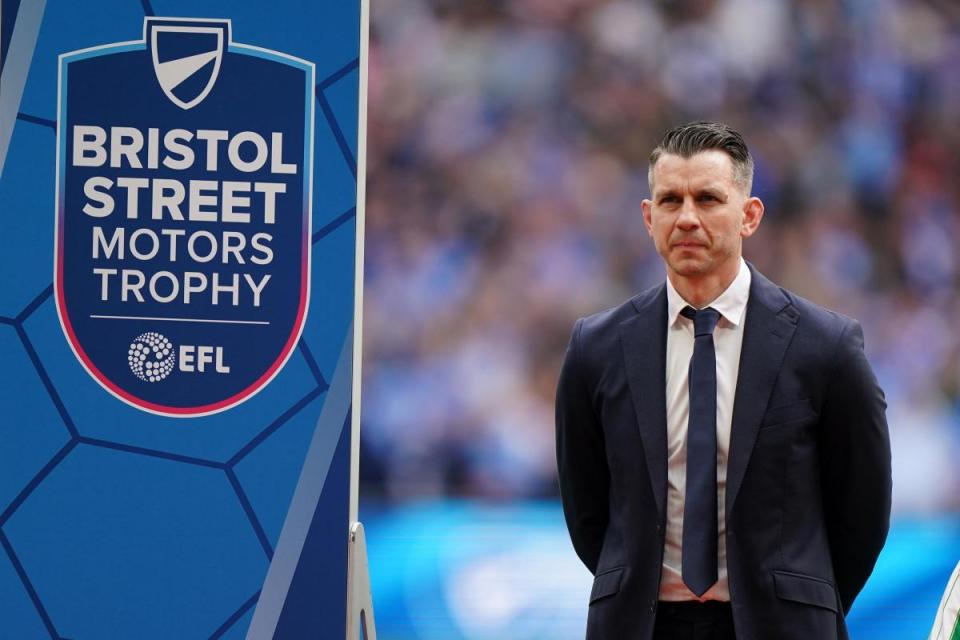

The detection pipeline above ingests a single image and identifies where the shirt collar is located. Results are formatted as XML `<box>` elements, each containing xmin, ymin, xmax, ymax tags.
<box><xmin>666</xmin><ymin>257</ymin><xmax>751</xmax><ymax>328</ymax></box>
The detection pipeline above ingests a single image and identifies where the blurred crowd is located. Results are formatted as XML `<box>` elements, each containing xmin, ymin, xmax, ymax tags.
<box><xmin>360</xmin><ymin>0</ymin><xmax>960</xmax><ymax>513</ymax></box>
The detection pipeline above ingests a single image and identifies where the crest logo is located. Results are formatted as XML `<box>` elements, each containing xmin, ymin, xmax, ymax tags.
<box><xmin>54</xmin><ymin>18</ymin><xmax>315</xmax><ymax>417</ymax></box>
<box><xmin>128</xmin><ymin>332</ymin><xmax>175</xmax><ymax>382</ymax></box>
<box><xmin>148</xmin><ymin>19</ymin><xmax>228</xmax><ymax>110</ymax></box>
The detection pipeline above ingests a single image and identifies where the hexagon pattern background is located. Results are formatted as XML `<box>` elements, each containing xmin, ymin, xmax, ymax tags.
<box><xmin>0</xmin><ymin>0</ymin><xmax>360</xmax><ymax>637</ymax></box>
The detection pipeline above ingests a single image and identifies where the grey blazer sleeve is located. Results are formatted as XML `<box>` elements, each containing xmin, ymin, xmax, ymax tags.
<box><xmin>818</xmin><ymin>319</ymin><xmax>892</xmax><ymax>613</ymax></box>
<box><xmin>556</xmin><ymin>318</ymin><xmax>609</xmax><ymax>575</ymax></box>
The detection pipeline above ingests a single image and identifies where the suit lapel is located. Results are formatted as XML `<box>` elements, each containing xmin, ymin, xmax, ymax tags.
<box><xmin>619</xmin><ymin>285</ymin><xmax>669</xmax><ymax>521</ymax></box>
<box><xmin>725</xmin><ymin>265</ymin><xmax>798</xmax><ymax>519</ymax></box>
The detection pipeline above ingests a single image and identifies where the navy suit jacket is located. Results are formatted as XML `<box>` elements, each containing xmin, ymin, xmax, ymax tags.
<box><xmin>556</xmin><ymin>264</ymin><xmax>891</xmax><ymax>640</ymax></box>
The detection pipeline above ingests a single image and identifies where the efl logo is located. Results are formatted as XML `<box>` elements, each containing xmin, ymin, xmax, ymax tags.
<box><xmin>127</xmin><ymin>331</ymin><xmax>231</xmax><ymax>383</ymax></box>
<box><xmin>54</xmin><ymin>18</ymin><xmax>315</xmax><ymax>417</ymax></box>
<box><xmin>128</xmin><ymin>332</ymin><xmax>175</xmax><ymax>382</ymax></box>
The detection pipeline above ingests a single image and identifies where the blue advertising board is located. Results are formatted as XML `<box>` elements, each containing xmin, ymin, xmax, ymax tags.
<box><xmin>0</xmin><ymin>1</ymin><xmax>367</xmax><ymax>638</ymax></box>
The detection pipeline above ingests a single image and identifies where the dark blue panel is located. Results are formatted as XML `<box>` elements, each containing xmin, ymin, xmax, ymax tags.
<box><xmin>274</xmin><ymin>412</ymin><xmax>351</xmax><ymax>639</ymax></box>
<box><xmin>0</xmin><ymin>0</ymin><xmax>21</xmax><ymax>75</ymax></box>
<box><xmin>58</xmin><ymin>42</ymin><xmax>310</xmax><ymax>414</ymax></box>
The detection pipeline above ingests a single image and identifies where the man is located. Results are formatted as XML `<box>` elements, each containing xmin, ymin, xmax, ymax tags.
<box><xmin>556</xmin><ymin>122</ymin><xmax>891</xmax><ymax>640</ymax></box>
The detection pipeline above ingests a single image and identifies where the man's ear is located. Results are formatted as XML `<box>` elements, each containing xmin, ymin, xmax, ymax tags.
<box><xmin>741</xmin><ymin>196</ymin><xmax>764</xmax><ymax>238</ymax></box>
<box><xmin>642</xmin><ymin>199</ymin><xmax>654</xmax><ymax>236</ymax></box>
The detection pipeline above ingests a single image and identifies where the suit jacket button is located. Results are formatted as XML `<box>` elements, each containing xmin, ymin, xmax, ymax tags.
<box><xmin>650</xmin><ymin>600</ymin><xmax>657</xmax><ymax>612</ymax></box>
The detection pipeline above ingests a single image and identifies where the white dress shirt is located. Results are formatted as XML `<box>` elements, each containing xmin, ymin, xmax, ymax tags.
<box><xmin>658</xmin><ymin>258</ymin><xmax>751</xmax><ymax>602</ymax></box>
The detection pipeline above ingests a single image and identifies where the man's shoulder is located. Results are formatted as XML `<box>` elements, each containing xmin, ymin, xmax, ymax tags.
<box><xmin>754</xmin><ymin>271</ymin><xmax>860</xmax><ymax>348</ymax></box>
<box><xmin>770</xmin><ymin>282</ymin><xmax>857</xmax><ymax>334</ymax></box>
<box><xmin>564</xmin><ymin>289</ymin><xmax>658</xmax><ymax>374</ymax></box>
<box><xmin>576</xmin><ymin>282</ymin><xmax>663</xmax><ymax>337</ymax></box>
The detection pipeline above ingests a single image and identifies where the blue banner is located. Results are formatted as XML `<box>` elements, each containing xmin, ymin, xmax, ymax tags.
<box><xmin>0</xmin><ymin>1</ymin><xmax>363</xmax><ymax>638</ymax></box>
<box><xmin>56</xmin><ymin>17</ymin><xmax>313</xmax><ymax>416</ymax></box>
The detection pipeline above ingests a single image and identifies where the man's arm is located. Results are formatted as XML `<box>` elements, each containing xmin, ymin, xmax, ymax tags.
<box><xmin>819</xmin><ymin>319</ymin><xmax>892</xmax><ymax>613</ymax></box>
<box><xmin>556</xmin><ymin>318</ymin><xmax>609</xmax><ymax>575</ymax></box>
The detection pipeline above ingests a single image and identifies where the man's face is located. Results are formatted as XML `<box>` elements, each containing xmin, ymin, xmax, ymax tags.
<box><xmin>642</xmin><ymin>150</ymin><xmax>763</xmax><ymax>282</ymax></box>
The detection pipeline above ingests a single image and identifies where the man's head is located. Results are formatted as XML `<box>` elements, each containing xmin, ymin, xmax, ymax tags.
<box><xmin>647</xmin><ymin>121</ymin><xmax>754</xmax><ymax>195</ymax></box>
<box><xmin>642</xmin><ymin>122</ymin><xmax>764</xmax><ymax>290</ymax></box>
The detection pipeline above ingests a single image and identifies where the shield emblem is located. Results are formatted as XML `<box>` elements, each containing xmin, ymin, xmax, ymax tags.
<box><xmin>147</xmin><ymin>18</ymin><xmax>229</xmax><ymax>110</ymax></box>
<box><xmin>55</xmin><ymin>17</ymin><xmax>314</xmax><ymax>417</ymax></box>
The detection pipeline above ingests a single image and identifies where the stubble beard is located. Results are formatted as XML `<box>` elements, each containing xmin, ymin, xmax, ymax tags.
<box><xmin>664</xmin><ymin>243</ymin><xmax>739</xmax><ymax>281</ymax></box>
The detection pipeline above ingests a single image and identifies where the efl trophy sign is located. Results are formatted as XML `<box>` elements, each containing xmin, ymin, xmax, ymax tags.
<box><xmin>1</xmin><ymin>4</ymin><xmax>372</xmax><ymax>638</ymax></box>
<box><xmin>55</xmin><ymin>18</ymin><xmax>314</xmax><ymax>416</ymax></box>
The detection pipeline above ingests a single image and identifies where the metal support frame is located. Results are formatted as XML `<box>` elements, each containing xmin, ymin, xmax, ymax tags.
<box><xmin>346</xmin><ymin>522</ymin><xmax>376</xmax><ymax>640</ymax></box>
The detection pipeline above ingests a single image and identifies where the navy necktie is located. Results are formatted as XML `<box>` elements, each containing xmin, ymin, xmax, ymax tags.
<box><xmin>680</xmin><ymin>305</ymin><xmax>721</xmax><ymax>597</ymax></box>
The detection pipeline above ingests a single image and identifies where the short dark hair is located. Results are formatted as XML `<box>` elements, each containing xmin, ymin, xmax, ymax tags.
<box><xmin>648</xmin><ymin>121</ymin><xmax>754</xmax><ymax>193</ymax></box>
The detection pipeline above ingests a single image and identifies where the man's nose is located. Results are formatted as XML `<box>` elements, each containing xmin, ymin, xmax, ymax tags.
<box><xmin>677</xmin><ymin>199</ymin><xmax>700</xmax><ymax>228</ymax></box>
